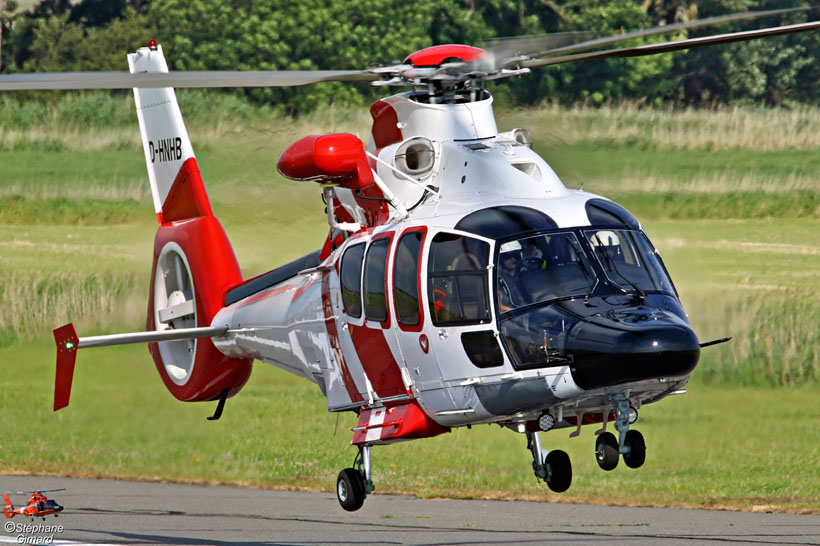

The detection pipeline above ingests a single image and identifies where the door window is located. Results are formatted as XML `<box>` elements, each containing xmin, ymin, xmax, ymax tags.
<box><xmin>427</xmin><ymin>233</ymin><xmax>491</xmax><ymax>325</ymax></box>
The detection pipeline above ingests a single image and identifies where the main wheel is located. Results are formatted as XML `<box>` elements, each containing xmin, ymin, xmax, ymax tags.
<box><xmin>336</xmin><ymin>468</ymin><xmax>366</xmax><ymax>512</ymax></box>
<box><xmin>544</xmin><ymin>450</ymin><xmax>572</xmax><ymax>493</ymax></box>
<box><xmin>623</xmin><ymin>429</ymin><xmax>646</xmax><ymax>469</ymax></box>
<box><xmin>595</xmin><ymin>432</ymin><xmax>620</xmax><ymax>471</ymax></box>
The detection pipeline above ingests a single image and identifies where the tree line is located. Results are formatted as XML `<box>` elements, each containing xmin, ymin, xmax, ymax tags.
<box><xmin>1</xmin><ymin>0</ymin><xmax>819</xmax><ymax>113</ymax></box>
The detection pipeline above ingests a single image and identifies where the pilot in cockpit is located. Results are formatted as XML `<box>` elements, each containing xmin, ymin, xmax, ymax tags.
<box><xmin>498</xmin><ymin>242</ymin><xmax>528</xmax><ymax>312</ymax></box>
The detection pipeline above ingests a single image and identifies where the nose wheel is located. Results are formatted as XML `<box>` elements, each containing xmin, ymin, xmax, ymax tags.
<box><xmin>622</xmin><ymin>429</ymin><xmax>646</xmax><ymax>468</ymax></box>
<box><xmin>594</xmin><ymin>394</ymin><xmax>646</xmax><ymax>471</ymax></box>
<box><xmin>595</xmin><ymin>431</ymin><xmax>620</xmax><ymax>471</ymax></box>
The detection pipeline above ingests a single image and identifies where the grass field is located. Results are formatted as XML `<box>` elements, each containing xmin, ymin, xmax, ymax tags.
<box><xmin>1</xmin><ymin>98</ymin><xmax>819</xmax><ymax>512</ymax></box>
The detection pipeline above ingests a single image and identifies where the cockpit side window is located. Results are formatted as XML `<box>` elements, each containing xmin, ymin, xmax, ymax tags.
<box><xmin>427</xmin><ymin>232</ymin><xmax>491</xmax><ymax>326</ymax></box>
<box><xmin>340</xmin><ymin>243</ymin><xmax>365</xmax><ymax>318</ymax></box>
<box><xmin>364</xmin><ymin>238</ymin><xmax>391</xmax><ymax>322</ymax></box>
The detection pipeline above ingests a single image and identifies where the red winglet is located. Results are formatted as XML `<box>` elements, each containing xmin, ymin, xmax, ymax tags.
<box><xmin>53</xmin><ymin>323</ymin><xmax>79</xmax><ymax>411</ymax></box>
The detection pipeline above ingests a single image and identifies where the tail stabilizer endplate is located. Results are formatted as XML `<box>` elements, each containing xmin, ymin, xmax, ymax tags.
<box><xmin>52</xmin><ymin>322</ymin><xmax>229</xmax><ymax>411</ymax></box>
<box><xmin>53</xmin><ymin>323</ymin><xmax>79</xmax><ymax>411</ymax></box>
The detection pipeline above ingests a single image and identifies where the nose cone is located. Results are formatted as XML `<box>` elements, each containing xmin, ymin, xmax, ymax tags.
<box><xmin>567</xmin><ymin>309</ymin><xmax>700</xmax><ymax>390</ymax></box>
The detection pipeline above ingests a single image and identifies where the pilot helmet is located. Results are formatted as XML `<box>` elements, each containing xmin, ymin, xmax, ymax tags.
<box><xmin>522</xmin><ymin>244</ymin><xmax>545</xmax><ymax>269</ymax></box>
<box><xmin>499</xmin><ymin>241</ymin><xmax>522</xmax><ymax>266</ymax></box>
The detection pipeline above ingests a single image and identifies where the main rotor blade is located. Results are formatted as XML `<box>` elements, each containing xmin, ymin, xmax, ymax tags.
<box><xmin>523</xmin><ymin>20</ymin><xmax>820</xmax><ymax>68</ymax></box>
<box><xmin>4</xmin><ymin>489</ymin><xmax>65</xmax><ymax>494</ymax></box>
<box><xmin>0</xmin><ymin>69</ymin><xmax>378</xmax><ymax>91</ymax></box>
<box><xmin>517</xmin><ymin>6</ymin><xmax>815</xmax><ymax>65</ymax></box>
<box><xmin>483</xmin><ymin>31</ymin><xmax>598</xmax><ymax>68</ymax></box>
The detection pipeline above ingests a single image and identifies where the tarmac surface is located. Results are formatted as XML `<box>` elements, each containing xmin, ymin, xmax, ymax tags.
<box><xmin>1</xmin><ymin>475</ymin><xmax>819</xmax><ymax>545</ymax></box>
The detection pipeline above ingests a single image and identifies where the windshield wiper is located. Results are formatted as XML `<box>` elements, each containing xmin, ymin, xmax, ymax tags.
<box><xmin>592</xmin><ymin>234</ymin><xmax>646</xmax><ymax>302</ymax></box>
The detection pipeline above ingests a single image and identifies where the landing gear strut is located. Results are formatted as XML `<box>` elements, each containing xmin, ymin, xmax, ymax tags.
<box><xmin>336</xmin><ymin>445</ymin><xmax>374</xmax><ymax>512</ymax></box>
<box><xmin>594</xmin><ymin>393</ymin><xmax>646</xmax><ymax>471</ymax></box>
<box><xmin>526</xmin><ymin>431</ymin><xmax>572</xmax><ymax>493</ymax></box>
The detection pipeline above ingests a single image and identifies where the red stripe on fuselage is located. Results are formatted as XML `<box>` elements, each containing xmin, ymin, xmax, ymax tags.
<box><xmin>321</xmin><ymin>272</ymin><xmax>364</xmax><ymax>403</ymax></box>
<box><xmin>348</xmin><ymin>324</ymin><xmax>407</xmax><ymax>399</ymax></box>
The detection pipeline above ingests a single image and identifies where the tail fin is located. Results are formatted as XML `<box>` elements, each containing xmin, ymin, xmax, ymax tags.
<box><xmin>49</xmin><ymin>43</ymin><xmax>251</xmax><ymax>411</ymax></box>
<box><xmin>3</xmin><ymin>494</ymin><xmax>14</xmax><ymax>518</ymax></box>
<box><xmin>128</xmin><ymin>44</ymin><xmax>212</xmax><ymax>224</ymax></box>
<box><xmin>128</xmin><ymin>42</ymin><xmax>252</xmax><ymax>403</ymax></box>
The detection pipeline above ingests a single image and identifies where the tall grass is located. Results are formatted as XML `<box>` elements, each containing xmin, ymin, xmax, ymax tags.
<box><xmin>6</xmin><ymin>93</ymin><xmax>820</xmax><ymax>152</ymax></box>
<box><xmin>503</xmin><ymin>103</ymin><xmax>820</xmax><ymax>151</ymax></box>
<box><xmin>689</xmin><ymin>290</ymin><xmax>820</xmax><ymax>386</ymax></box>
<box><xmin>0</xmin><ymin>91</ymin><xmax>372</xmax><ymax>151</ymax></box>
<box><xmin>0</xmin><ymin>271</ymin><xmax>146</xmax><ymax>346</ymax></box>
<box><xmin>0</xmin><ymin>179</ymin><xmax>149</xmax><ymax>201</ymax></box>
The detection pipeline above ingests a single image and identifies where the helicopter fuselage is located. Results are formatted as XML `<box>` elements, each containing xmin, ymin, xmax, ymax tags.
<box><xmin>209</xmin><ymin>90</ymin><xmax>700</xmax><ymax>444</ymax></box>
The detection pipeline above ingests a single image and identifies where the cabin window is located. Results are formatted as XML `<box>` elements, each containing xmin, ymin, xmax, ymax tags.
<box><xmin>427</xmin><ymin>232</ymin><xmax>491</xmax><ymax>325</ymax></box>
<box><xmin>394</xmin><ymin>231</ymin><xmax>423</xmax><ymax>326</ymax></box>
<box><xmin>340</xmin><ymin>243</ymin><xmax>365</xmax><ymax>318</ymax></box>
<box><xmin>364</xmin><ymin>238</ymin><xmax>390</xmax><ymax>322</ymax></box>
<box><xmin>461</xmin><ymin>330</ymin><xmax>504</xmax><ymax>368</ymax></box>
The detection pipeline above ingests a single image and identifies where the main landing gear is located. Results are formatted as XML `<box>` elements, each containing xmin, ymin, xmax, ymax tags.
<box><xmin>526</xmin><ymin>431</ymin><xmax>572</xmax><ymax>493</ymax></box>
<box><xmin>336</xmin><ymin>445</ymin><xmax>374</xmax><ymax>511</ymax></box>
<box><xmin>594</xmin><ymin>394</ymin><xmax>646</xmax><ymax>471</ymax></box>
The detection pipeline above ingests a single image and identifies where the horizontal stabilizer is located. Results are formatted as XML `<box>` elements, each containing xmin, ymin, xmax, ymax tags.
<box><xmin>74</xmin><ymin>325</ymin><xmax>228</xmax><ymax>348</ymax></box>
<box><xmin>52</xmin><ymin>323</ymin><xmax>231</xmax><ymax>411</ymax></box>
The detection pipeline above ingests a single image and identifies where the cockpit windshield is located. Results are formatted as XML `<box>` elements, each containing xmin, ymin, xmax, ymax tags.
<box><xmin>496</xmin><ymin>232</ymin><xmax>597</xmax><ymax>313</ymax></box>
<box><xmin>495</xmin><ymin>228</ymin><xmax>677</xmax><ymax>370</ymax></box>
<box><xmin>585</xmin><ymin>229</ymin><xmax>674</xmax><ymax>295</ymax></box>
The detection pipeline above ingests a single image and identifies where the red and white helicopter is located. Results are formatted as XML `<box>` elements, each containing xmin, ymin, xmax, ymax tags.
<box><xmin>2</xmin><ymin>9</ymin><xmax>818</xmax><ymax>511</ymax></box>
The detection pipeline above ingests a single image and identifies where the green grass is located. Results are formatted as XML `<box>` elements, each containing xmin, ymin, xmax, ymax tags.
<box><xmin>1</xmin><ymin>102</ymin><xmax>820</xmax><ymax>511</ymax></box>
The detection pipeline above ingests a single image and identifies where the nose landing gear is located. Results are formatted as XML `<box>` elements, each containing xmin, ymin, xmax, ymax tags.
<box><xmin>594</xmin><ymin>393</ymin><xmax>646</xmax><ymax>471</ymax></box>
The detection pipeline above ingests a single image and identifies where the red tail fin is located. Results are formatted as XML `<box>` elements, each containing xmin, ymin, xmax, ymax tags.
<box><xmin>53</xmin><ymin>323</ymin><xmax>79</xmax><ymax>411</ymax></box>
<box><xmin>158</xmin><ymin>157</ymin><xmax>213</xmax><ymax>224</ymax></box>
<box><xmin>3</xmin><ymin>494</ymin><xmax>14</xmax><ymax>518</ymax></box>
